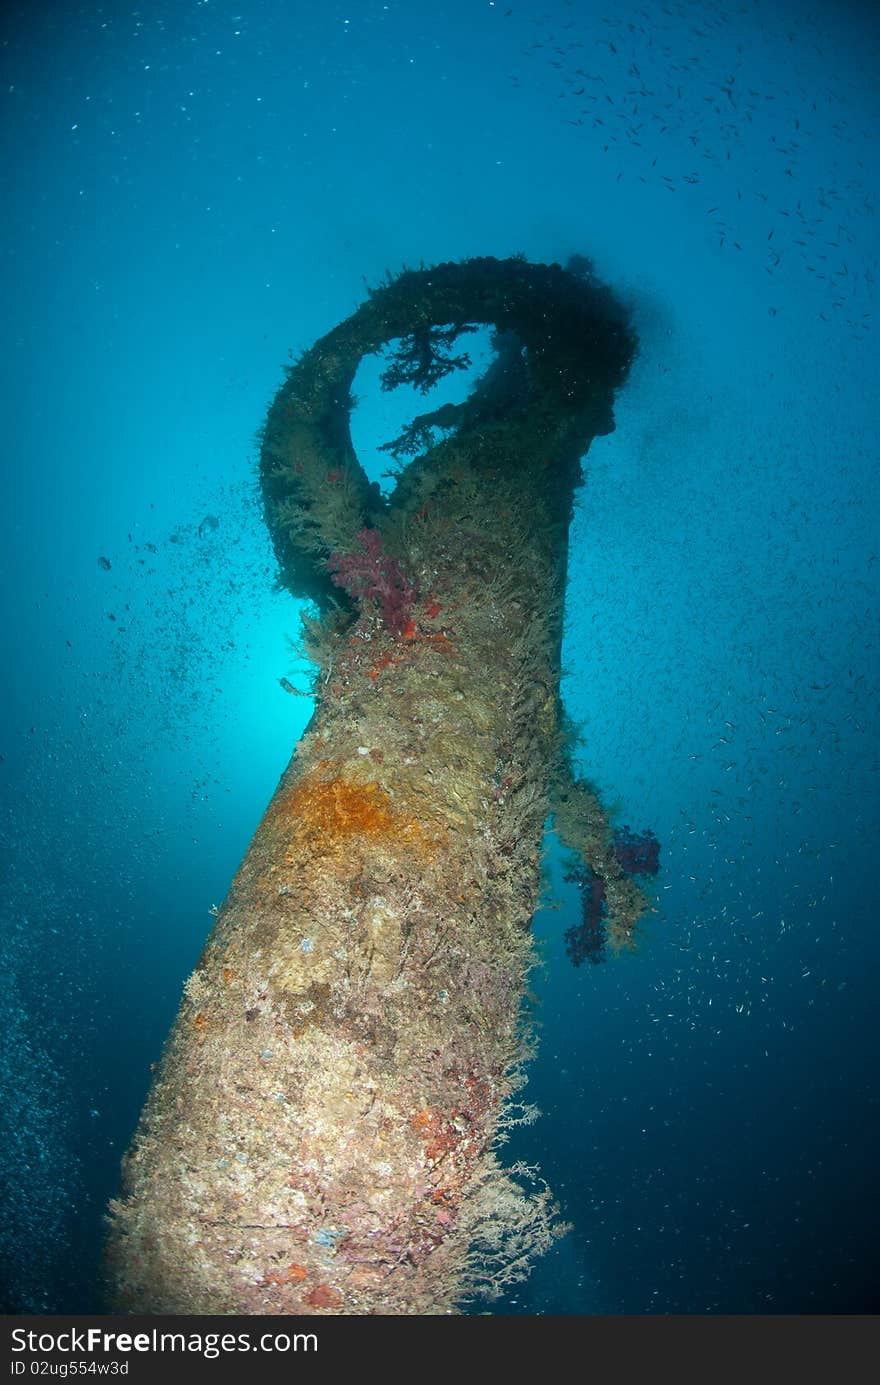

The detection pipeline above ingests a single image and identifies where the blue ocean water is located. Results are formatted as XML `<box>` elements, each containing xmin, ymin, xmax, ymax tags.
<box><xmin>1</xmin><ymin>0</ymin><xmax>877</xmax><ymax>1315</ymax></box>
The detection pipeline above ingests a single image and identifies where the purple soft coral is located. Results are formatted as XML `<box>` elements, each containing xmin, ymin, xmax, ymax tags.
<box><xmin>564</xmin><ymin>869</ymin><xmax>607</xmax><ymax>967</ymax></box>
<box><xmin>564</xmin><ymin>826</ymin><xmax>660</xmax><ymax>967</ymax></box>
<box><xmin>328</xmin><ymin>527</ymin><xmax>417</xmax><ymax>636</ymax></box>
<box><xmin>611</xmin><ymin>826</ymin><xmax>661</xmax><ymax>877</ymax></box>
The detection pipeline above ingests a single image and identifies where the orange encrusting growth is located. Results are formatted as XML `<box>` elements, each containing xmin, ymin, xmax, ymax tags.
<box><xmin>261</xmin><ymin>1263</ymin><xmax>309</xmax><ymax>1287</ymax></box>
<box><xmin>269</xmin><ymin>773</ymin><xmax>428</xmax><ymax>858</ymax></box>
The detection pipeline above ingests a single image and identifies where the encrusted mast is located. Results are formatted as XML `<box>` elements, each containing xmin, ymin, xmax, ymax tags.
<box><xmin>105</xmin><ymin>256</ymin><xmax>647</xmax><ymax>1314</ymax></box>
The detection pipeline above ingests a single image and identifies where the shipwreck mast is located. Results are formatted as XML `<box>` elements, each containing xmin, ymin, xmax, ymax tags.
<box><xmin>105</xmin><ymin>256</ymin><xmax>645</xmax><ymax>1314</ymax></box>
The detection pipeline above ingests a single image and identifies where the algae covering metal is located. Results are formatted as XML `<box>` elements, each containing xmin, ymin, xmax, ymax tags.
<box><xmin>105</xmin><ymin>256</ymin><xmax>647</xmax><ymax>1314</ymax></box>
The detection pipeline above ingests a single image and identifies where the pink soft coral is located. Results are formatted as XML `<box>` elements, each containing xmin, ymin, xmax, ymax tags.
<box><xmin>328</xmin><ymin>528</ymin><xmax>417</xmax><ymax>636</ymax></box>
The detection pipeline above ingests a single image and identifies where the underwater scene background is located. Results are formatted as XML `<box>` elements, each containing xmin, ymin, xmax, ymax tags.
<box><xmin>1</xmin><ymin>0</ymin><xmax>877</xmax><ymax>1314</ymax></box>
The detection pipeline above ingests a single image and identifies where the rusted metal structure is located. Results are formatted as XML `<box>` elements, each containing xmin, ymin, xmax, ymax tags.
<box><xmin>105</xmin><ymin>256</ymin><xmax>647</xmax><ymax>1314</ymax></box>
